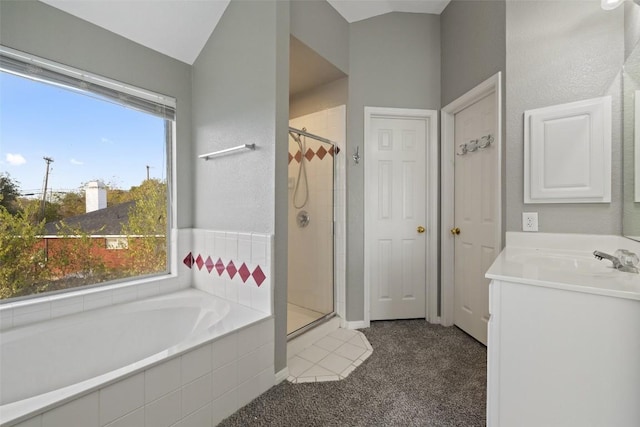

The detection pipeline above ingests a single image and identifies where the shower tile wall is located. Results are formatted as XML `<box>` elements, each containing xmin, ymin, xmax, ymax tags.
<box><xmin>288</xmin><ymin>105</ymin><xmax>346</xmax><ymax>320</ymax></box>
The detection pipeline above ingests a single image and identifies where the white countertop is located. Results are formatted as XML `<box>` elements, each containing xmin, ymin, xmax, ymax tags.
<box><xmin>486</xmin><ymin>233</ymin><xmax>640</xmax><ymax>301</ymax></box>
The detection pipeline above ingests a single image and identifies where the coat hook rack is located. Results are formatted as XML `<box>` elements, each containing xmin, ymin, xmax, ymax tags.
<box><xmin>353</xmin><ymin>146</ymin><xmax>361</xmax><ymax>164</ymax></box>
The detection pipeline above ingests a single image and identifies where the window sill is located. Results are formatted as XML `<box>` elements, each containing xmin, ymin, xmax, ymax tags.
<box><xmin>0</xmin><ymin>273</ymin><xmax>187</xmax><ymax>331</ymax></box>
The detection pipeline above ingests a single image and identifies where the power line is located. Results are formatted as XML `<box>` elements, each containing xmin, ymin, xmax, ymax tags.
<box><xmin>41</xmin><ymin>156</ymin><xmax>54</xmax><ymax>220</ymax></box>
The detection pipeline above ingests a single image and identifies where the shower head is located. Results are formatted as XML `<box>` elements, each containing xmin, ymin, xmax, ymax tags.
<box><xmin>289</xmin><ymin>131</ymin><xmax>302</xmax><ymax>144</ymax></box>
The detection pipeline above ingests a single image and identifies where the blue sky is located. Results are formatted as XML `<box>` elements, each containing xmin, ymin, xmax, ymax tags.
<box><xmin>0</xmin><ymin>71</ymin><xmax>166</xmax><ymax>197</ymax></box>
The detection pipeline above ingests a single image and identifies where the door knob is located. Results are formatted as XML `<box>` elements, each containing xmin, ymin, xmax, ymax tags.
<box><xmin>417</xmin><ymin>226</ymin><xmax>425</xmax><ymax>234</ymax></box>
<box><xmin>450</xmin><ymin>227</ymin><xmax>460</xmax><ymax>235</ymax></box>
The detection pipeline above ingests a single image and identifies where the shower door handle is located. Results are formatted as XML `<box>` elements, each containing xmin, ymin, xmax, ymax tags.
<box><xmin>417</xmin><ymin>226</ymin><xmax>425</xmax><ymax>234</ymax></box>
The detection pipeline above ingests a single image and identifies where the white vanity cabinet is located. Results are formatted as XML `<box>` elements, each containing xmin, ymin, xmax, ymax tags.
<box><xmin>486</xmin><ymin>278</ymin><xmax>640</xmax><ymax>427</ymax></box>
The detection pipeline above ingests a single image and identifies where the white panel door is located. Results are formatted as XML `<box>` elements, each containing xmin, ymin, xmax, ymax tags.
<box><xmin>453</xmin><ymin>92</ymin><xmax>499</xmax><ymax>345</ymax></box>
<box><xmin>368</xmin><ymin>116</ymin><xmax>427</xmax><ymax>320</ymax></box>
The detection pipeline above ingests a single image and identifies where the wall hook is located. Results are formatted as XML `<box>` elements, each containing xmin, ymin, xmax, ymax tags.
<box><xmin>353</xmin><ymin>146</ymin><xmax>361</xmax><ymax>164</ymax></box>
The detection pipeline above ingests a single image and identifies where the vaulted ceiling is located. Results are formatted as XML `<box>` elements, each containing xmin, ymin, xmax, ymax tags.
<box><xmin>39</xmin><ymin>0</ymin><xmax>451</xmax><ymax>65</ymax></box>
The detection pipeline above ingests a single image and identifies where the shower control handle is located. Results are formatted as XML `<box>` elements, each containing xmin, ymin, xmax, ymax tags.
<box><xmin>417</xmin><ymin>226</ymin><xmax>425</xmax><ymax>234</ymax></box>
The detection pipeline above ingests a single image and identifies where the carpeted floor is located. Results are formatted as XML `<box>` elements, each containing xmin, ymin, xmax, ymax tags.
<box><xmin>219</xmin><ymin>320</ymin><xmax>487</xmax><ymax>427</ymax></box>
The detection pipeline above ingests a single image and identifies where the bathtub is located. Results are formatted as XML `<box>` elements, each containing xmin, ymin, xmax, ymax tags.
<box><xmin>0</xmin><ymin>288</ymin><xmax>274</xmax><ymax>426</ymax></box>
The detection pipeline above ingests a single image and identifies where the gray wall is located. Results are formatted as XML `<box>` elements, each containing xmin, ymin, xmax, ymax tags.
<box><xmin>191</xmin><ymin>0</ymin><xmax>289</xmax><ymax>371</ymax></box>
<box><xmin>290</xmin><ymin>77</ymin><xmax>348</xmax><ymax>119</ymax></box>
<box><xmin>440</xmin><ymin>0</ymin><xmax>506</xmax><ymax>107</ymax></box>
<box><xmin>505</xmin><ymin>1</ymin><xmax>624</xmax><ymax>234</ymax></box>
<box><xmin>290</xmin><ymin>0</ymin><xmax>349</xmax><ymax>74</ymax></box>
<box><xmin>346</xmin><ymin>12</ymin><xmax>441</xmax><ymax>321</ymax></box>
<box><xmin>625</xmin><ymin>2</ymin><xmax>640</xmax><ymax>60</ymax></box>
<box><xmin>192</xmin><ymin>0</ymin><xmax>282</xmax><ymax>234</ymax></box>
<box><xmin>0</xmin><ymin>0</ymin><xmax>193</xmax><ymax>228</ymax></box>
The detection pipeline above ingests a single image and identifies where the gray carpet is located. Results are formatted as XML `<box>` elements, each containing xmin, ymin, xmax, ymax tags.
<box><xmin>219</xmin><ymin>320</ymin><xmax>487</xmax><ymax>427</ymax></box>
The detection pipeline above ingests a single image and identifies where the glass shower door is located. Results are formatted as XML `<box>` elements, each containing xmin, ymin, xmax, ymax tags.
<box><xmin>287</xmin><ymin>130</ymin><xmax>335</xmax><ymax>336</ymax></box>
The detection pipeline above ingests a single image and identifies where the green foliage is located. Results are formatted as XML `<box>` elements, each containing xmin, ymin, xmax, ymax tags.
<box><xmin>53</xmin><ymin>191</ymin><xmax>85</xmax><ymax>218</ymax></box>
<box><xmin>0</xmin><ymin>203</ymin><xmax>47</xmax><ymax>299</ymax></box>
<box><xmin>46</xmin><ymin>221</ymin><xmax>108</xmax><ymax>280</ymax></box>
<box><xmin>124</xmin><ymin>179</ymin><xmax>167</xmax><ymax>275</ymax></box>
<box><xmin>0</xmin><ymin>173</ymin><xmax>22</xmax><ymax>216</ymax></box>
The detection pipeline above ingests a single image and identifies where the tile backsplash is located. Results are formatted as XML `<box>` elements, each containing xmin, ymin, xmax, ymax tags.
<box><xmin>187</xmin><ymin>229</ymin><xmax>273</xmax><ymax>315</ymax></box>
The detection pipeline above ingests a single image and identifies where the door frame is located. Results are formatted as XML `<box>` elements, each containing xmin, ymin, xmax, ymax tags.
<box><xmin>363</xmin><ymin>107</ymin><xmax>439</xmax><ymax>326</ymax></box>
<box><xmin>440</xmin><ymin>72</ymin><xmax>503</xmax><ymax>327</ymax></box>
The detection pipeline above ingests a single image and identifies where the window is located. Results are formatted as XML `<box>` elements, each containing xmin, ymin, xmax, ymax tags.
<box><xmin>0</xmin><ymin>46</ymin><xmax>175</xmax><ymax>300</ymax></box>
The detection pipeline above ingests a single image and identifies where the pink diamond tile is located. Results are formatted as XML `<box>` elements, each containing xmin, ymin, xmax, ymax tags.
<box><xmin>227</xmin><ymin>260</ymin><xmax>237</xmax><ymax>279</ymax></box>
<box><xmin>183</xmin><ymin>252</ymin><xmax>194</xmax><ymax>269</ymax></box>
<box><xmin>215</xmin><ymin>258</ymin><xmax>225</xmax><ymax>276</ymax></box>
<box><xmin>329</xmin><ymin>146</ymin><xmax>334</xmax><ymax>157</ymax></box>
<box><xmin>316</xmin><ymin>145</ymin><xmax>327</xmax><ymax>160</ymax></box>
<box><xmin>204</xmin><ymin>256</ymin><xmax>214</xmax><ymax>273</ymax></box>
<box><xmin>252</xmin><ymin>265</ymin><xmax>266</xmax><ymax>287</ymax></box>
<box><xmin>305</xmin><ymin>148</ymin><xmax>315</xmax><ymax>162</ymax></box>
<box><xmin>195</xmin><ymin>254</ymin><xmax>204</xmax><ymax>270</ymax></box>
<box><xmin>288</xmin><ymin>153</ymin><xmax>293</xmax><ymax>164</ymax></box>
<box><xmin>238</xmin><ymin>263</ymin><xmax>251</xmax><ymax>283</ymax></box>
<box><xmin>294</xmin><ymin>151</ymin><xmax>302</xmax><ymax>163</ymax></box>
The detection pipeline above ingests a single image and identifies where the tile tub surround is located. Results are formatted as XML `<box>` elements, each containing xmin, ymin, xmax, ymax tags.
<box><xmin>287</xmin><ymin>328</ymin><xmax>373</xmax><ymax>383</ymax></box>
<box><xmin>188</xmin><ymin>229</ymin><xmax>273</xmax><ymax>315</ymax></box>
<box><xmin>6</xmin><ymin>317</ymin><xmax>275</xmax><ymax>427</ymax></box>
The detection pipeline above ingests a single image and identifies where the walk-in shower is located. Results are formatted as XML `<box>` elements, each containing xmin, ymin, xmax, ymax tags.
<box><xmin>287</xmin><ymin>125</ymin><xmax>337</xmax><ymax>337</ymax></box>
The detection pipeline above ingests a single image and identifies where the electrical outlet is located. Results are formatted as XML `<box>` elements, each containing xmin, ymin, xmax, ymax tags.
<box><xmin>522</xmin><ymin>212</ymin><xmax>538</xmax><ymax>232</ymax></box>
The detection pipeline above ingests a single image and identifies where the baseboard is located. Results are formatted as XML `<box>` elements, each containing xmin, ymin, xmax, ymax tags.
<box><xmin>342</xmin><ymin>320</ymin><xmax>369</xmax><ymax>330</ymax></box>
<box><xmin>275</xmin><ymin>367</ymin><xmax>289</xmax><ymax>384</ymax></box>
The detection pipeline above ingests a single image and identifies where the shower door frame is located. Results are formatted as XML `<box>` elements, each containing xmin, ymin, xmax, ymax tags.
<box><xmin>287</xmin><ymin>126</ymin><xmax>339</xmax><ymax>339</ymax></box>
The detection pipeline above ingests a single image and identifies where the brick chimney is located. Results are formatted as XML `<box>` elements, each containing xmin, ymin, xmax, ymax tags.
<box><xmin>85</xmin><ymin>180</ymin><xmax>107</xmax><ymax>213</ymax></box>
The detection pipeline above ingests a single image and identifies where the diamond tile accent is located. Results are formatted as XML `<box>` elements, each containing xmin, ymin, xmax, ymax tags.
<box><xmin>238</xmin><ymin>263</ymin><xmax>251</xmax><ymax>283</ymax></box>
<box><xmin>316</xmin><ymin>145</ymin><xmax>327</xmax><ymax>160</ymax></box>
<box><xmin>226</xmin><ymin>260</ymin><xmax>237</xmax><ymax>279</ymax></box>
<box><xmin>329</xmin><ymin>146</ymin><xmax>334</xmax><ymax>157</ymax></box>
<box><xmin>195</xmin><ymin>254</ymin><xmax>204</xmax><ymax>270</ymax></box>
<box><xmin>252</xmin><ymin>266</ymin><xmax>266</xmax><ymax>287</ymax></box>
<box><xmin>294</xmin><ymin>151</ymin><xmax>302</xmax><ymax>163</ymax></box>
<box><xmin>215</xmin><ymin>258</ymin><xmax>225</xmax><ymax>276</ymax></box>
<box><xmin>304</xmin><ymin>148</ymin><xmax>315</xmax><ymax>162</ymax></box>
<box><xmin>183</xmin><ymin>252</ymin><xmax>194</xmax><ymax>269</ymax></box>
<box><xmin>288</xmin><ymin>153</ymin><xmax>293</xmax><ymax>164</ymax></box>
<box><xmin>204</xmin><ymin>256</ymin><xmax>214</xmax><ymax>273</ymax></box>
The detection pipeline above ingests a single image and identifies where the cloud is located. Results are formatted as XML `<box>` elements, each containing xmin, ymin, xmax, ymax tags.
<box><xmin>101</xmin><ymin>137</ymin><xmax>113</xmax><ymax>144</ymax></box>
<box><xmin>70</xmin><ymin>158</ymin><xmax>84</xmax><ymax>165</ymax></box>
<box><xmin>6</xmin><ymin>153</ymin><xmax>26</xmax><ymax>166</ymax></box>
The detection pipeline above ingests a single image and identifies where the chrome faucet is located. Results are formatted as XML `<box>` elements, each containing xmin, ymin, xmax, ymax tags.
<box><xmin>593</xmin><ymin>250</ymin><xmax>639</xmax><ymax>273</ymax></box>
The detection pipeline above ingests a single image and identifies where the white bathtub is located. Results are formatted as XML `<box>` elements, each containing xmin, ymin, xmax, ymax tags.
<box><xmin>0</xmin><ymin>288</ymin><xmax>272</xmax><ymax>426</ymax></box>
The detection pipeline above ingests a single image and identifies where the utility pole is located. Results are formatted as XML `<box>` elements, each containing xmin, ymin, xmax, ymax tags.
<box><xmin>41</xmin><ymin>156</ymin><xmax>54</xmax><ymax>221</ymax></box>
<box><xmin>146</xmin><ymin>165</ymin><xmax>150</xmax><ymax>181</ymax></box>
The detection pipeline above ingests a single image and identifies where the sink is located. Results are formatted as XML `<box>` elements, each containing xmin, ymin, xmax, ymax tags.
<box><xmin>505</xmin><ymin>251</ymin><xmax>614</xmax><ymax>274</ymax></box>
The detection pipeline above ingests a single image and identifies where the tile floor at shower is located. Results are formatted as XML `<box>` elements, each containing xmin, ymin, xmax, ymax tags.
<box><xmin>287</xmin><ymin>327</ymin><xmax>373</xmax><ymax>383</ymax></box>
<box><xmin>287</xmin><ymin>302</ymin><xmax>326</xmax><ymax>334</ymax></box>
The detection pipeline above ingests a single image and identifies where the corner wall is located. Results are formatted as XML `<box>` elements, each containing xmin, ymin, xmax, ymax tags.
<box><xmin>191</xmin><ymin>0</ymin><xmax>290</xmax><ymax>372</ymax></box>
<box><xmin>346</xmin><ymin>12</ymin><xmax>441</xmax><ymax>321</ymax></box>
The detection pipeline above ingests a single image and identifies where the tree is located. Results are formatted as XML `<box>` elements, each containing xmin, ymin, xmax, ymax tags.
<box><xmin>0</xmin><ymin>173</ymin><xmax>22</xmax><ymax>215</ymax></box>
<box><xmin>54</xmin><ymin>191</ymin><xmax>85</xmax><ymax>218</ymax></box>
<box><xmin>0</xmin><ymin>203</ymin><xmax>47</xmax><ymax>299</ymax></box>
<box><xmin>123</xmin><ymin>179</ymin><xmax>167</xmax><ymax>275</ymax></box>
